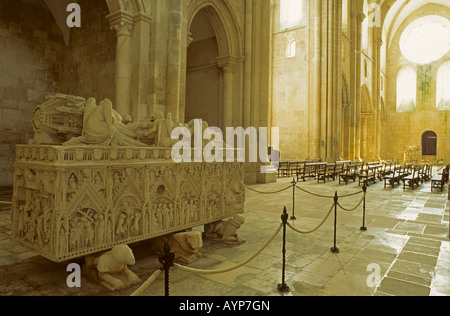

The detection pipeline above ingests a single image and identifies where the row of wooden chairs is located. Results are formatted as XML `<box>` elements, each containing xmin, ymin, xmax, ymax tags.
<box><xmin>383</xmin><ymin>163</ymin><xmax>433</xmax><ymax>190</ymax></box>
<box><xmin>277</xmin><ymin>160</ymin><xmax>445</xmax><ymax>192</ymax></box>
<box><xmin>277</xmin><ymin>160</ymin><xmax>321</xmax><ymax>178</ymax></box>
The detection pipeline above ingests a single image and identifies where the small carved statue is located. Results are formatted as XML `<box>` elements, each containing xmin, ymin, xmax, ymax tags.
<box><xmin>85</xmin><ymin>244</ymin><xmax>141</xmax><ymax>292</ymax></box>
<box><xmin>203</xmin><ymin>215</ymin><xmax>246</xmax><ymax>244</ymax></box>
<box><xmin>151</xmin><ymin>231</ymin><xmax>203</xmax><ymax>264</ymax></box>
<box><xmin>169</xmin><ymin>231</ymin><xmax>203</xmax><ymax>264</ymax></box>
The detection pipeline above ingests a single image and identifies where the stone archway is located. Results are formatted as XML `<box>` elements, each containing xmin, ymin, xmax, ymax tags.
<box><xmin>185</xmin><ymin>0</ymin><xmax>243</xmax><ymax>129</ymax></box>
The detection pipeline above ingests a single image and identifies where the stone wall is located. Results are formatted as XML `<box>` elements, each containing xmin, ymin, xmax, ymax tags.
<box><xmin>0</xmin><ymin>0</ymin><xmax>116</xmax><ymax>186</ymax></box>
<box><xmin>382</xmin><ymin>4</ymin><xmax>450</xmax><ymax>164</ymax></box>
<box><xmin>57</xmin><ymin>0</ymin><xmax>116</xmax><ymax>102</ymax></box>
<box><xmin>272</xmin><ymin>28</ymin><xmax>309</xmax><ymax>161</ymax></box>
<box><xmin>0</xmin><ymin>0</ymin><xmax>65</xmax><ymax>186</ymax></box>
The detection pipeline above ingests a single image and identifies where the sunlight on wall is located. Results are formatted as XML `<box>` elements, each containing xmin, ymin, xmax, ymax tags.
<box><xmin>280</xmin><ymin>0</ymin><xmax>303</xmax><ymax>29</ymax></box>
<box><xmin>437</xmin><ymin>61</ymin><xmax>450</xmax><ymax>110</ymax></box>
<box><xmin>396</xmin><ymin>66</ymin><xmax>417</xmax><ymax>112</ymax></box>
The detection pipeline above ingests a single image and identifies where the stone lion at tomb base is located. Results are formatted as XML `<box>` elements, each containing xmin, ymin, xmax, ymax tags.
<box><xmin>85</xmin><ymin>244</ymin><xmax>141</xmax><ymax>292</ymax></box>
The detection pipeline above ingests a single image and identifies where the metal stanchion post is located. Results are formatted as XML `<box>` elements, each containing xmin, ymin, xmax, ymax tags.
<box><xmin>330</xmin><ymin>191</ymin><xmax>340</xmax><ymax>253</ymax></box>
<box><xmin>159</xmin><ymin>239</ymin><xmax>175</xmax><ymax>297</ymax></box>
<box><xmin>360</xmin><ymin>181</ymin><xmax>368</xmax><ymax>231</ymax></box>
<box><xmin>290</xmin><ymin>178</ymin><xmax>297</xmax><ymax>220</ymax></box>
<box><xmin>278</xmin><ymin>207</ymin><xmax>290</xmax><ymax>293</ymax></box>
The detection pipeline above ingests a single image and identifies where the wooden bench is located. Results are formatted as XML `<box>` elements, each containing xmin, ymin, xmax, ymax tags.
<box><xmin>358</xmin><ymin>165</ymin><xmax>377</xmax><ymax>186</ymax></box>
<box><xmin>384</xmin><ymin>164</ymin><xmax>408</xmax><ymax>188</ymax></box>
<box><xmin>277</xmin><ymin>161</ymin><xmax>290</xmax><ymax>178</ymax></box>
<box><xmin>402</xmin><ymin>166</ymin><xmax>421</xmax><ymax>190</ymax></box>
<box><xmin>289</xmin><ymin>161</ymin><xmax>304</xmax><ymax>177</ymax></box>
<box><xmin>297</xmin><ymin>162</ymin><xmax>320</xmax><ymax>182</ymax></box>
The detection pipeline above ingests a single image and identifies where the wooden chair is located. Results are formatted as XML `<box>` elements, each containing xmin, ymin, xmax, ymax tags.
<box><xmin>402</xmin><ymin>166</ymin><xmax>420</xmax><ymax>190</ymax></box>
<box><xmin>278</xmin><ymin>162</ymin><xmax>289</xmax><ymax>178</ymax></box>
<box><xmin>333</xmin><ymin>163</ymin><xmax>345</xmax><ymax>181</ymax></box>
<box><xmin>359</xmin><ymin>165</ymin><xmax>376</xmax><ymax>186</ymax></box>
<box><xmin>298</xmin><ymin>163</ymin><xmax>317</xmax><ymax>182</ymax></box>
<box><xmin>339</xmin><ymin>163</ymin><xmax>357</xmax><ymax>185</ymax></box>
<box><xmin>431</xmin><ymin>169</ymin><xmax>448</xmax><ymax>192</ymax></box>
<box><xmin>316</xmin><ymin>163</ymin><xmax>328</xmax><ymax>183</ymax></box>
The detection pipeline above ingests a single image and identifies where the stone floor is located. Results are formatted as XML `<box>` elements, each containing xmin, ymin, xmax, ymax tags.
<box><xmin>0</xmin><ymin>173</ymin><xmax>449</xmax><ymax>296</ymax></box>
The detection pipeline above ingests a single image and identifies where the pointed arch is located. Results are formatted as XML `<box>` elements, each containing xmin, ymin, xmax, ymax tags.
<box><xmin>187</xmin><ymin>0</ymin><xmax>242</xmax><ymax>58</ymax></box>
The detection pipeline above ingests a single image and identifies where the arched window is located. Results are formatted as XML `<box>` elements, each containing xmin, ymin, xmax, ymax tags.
<box><xmin>362</xmin><ymin>0</ymin><xmax>369</xmax><ymax>51</ymax></box>
<box><xmin>436</xmin><ymin>61</ymin><xmax>450</xmax><ymax>110</ymax></box>
<box><xmin>280</xmin><ymin>0</ymin><xmax>303</xmax><ymax>29</ymax></box>
<box><xmin>422</xmin><ymin>131</ymin><xmax>437</xmax><ymax>156</ymax></box>
<box><xmin>286</xmin><ymin>40</ymin><xmax>296</xmax><ymax>58</ymax></box>
<box><xmin>396</xmin><ymin>66</ymin><xmax>416</xmax><ymax>112</ymax></box>
<box><xmin>342</xmin><ymin>0</ymin><xmax>348</xmax><ymax>34</ymax></box>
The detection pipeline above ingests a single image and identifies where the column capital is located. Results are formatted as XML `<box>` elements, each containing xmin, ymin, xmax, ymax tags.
<box><xmin>351</xmin><ymin>12</ymin><xmax>366</xmax><ymax>23</ymax></box>
<box><xmin>216</xmin><ymin>55</ymin><xmax>244</xmax><ymax>73</ymax></box>
<box><xmin>107</xmin><ymin>10</ymin><xmax>134</xmax><ymax>36</ymax></box>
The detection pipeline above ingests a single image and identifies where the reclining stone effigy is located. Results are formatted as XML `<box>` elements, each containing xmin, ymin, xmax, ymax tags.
<box><xmin>11</xmin><ymin>94</ymin><xmax>246</xmax><ymax>268</ymax></box>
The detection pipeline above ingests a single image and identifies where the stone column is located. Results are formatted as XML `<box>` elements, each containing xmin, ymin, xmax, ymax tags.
<box><xmin>107</xmin><ymin>11</ymin><xmax>134</xmax><ymax>118</ymax></box>
<box><xmin>166</xmin><ymin>0</ymin><xmax>182</xmax><ymax>122</ymax></box>
<box><xmin>374</xmin><ymin>34</ymin><xmax>383</xmax><ymax>160</ymax></box>
<box><xmin>217</xmin><ymin>56</ymin><xmax>237</xmax><ymax>129</ymax></box>
<box><xmin>131</xmin><ymin>12</ymin><xmax>152</xmax><ymax>121</ymax></box>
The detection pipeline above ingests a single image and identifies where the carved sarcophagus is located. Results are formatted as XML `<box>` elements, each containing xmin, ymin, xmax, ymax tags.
<box><xmin>11</xmin><ymin>145</ymin><xmax>245</xmax><ymax>262</ymax></box>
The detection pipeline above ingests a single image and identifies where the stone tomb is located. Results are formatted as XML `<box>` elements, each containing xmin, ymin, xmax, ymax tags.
<box><xmin>11</xmin><ymin>145</ymin><xmax>245</xmax><ymax>262</ymax></box>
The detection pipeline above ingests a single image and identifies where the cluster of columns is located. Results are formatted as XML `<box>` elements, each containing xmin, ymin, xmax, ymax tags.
<box><xmin>308</xmin><ymin>0</ymin><xmax>343</xmax><ymax>162</ymax></box>
<box><xmin>106</xmin><ymin>7</ymin><xmax>152</xmax><ymax>121</ymax></box>
<box><xmin>307</xmin><ymin>0</ymin><xmax>382</xmax><ymax>162</ymax></box>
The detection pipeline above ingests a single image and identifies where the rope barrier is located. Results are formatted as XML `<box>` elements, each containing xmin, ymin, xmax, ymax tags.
<box><xmin>336</xmin><ymin>192</ymin><xmax>366</xmax><ymax>212</ymax></box>
<box><xmin>245</xmin><ymin>185</ymin><xmax>292</xmax><ymax>195</ymax></box>
<box><xmin>132</xmin><ymin>178</ymin><xmax>368</xmax><ymax>295</ymax></box>
<box><xmin>0</xmin><ymin>201</ymin><xmax>12</xmax><ymax>205</ymax></box>
<box><xmin>173</xmin><ymin>223</ymin><xmax>283</xmax><ymax>275</ymax></box>
<box><xmin>287</xmin><ymin>202</ymin><xmax>335</xmax><ymax>234</ymax></box>
<box><xmin>295</xmin><ymin>185</ymin><xmax>335</xmax><ymax>199</ymax></box>
<box><xmin>130</xmin><ymin>269</ymin><xmax>163</xmax><ymax>296</ymax></box>
<box><xmin>295</xmin><ymin>185</ymin><xmax>363</xmax><ymax>199</ymax></box>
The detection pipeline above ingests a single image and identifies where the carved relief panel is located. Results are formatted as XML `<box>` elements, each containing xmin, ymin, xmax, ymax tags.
<box><xmin>12</xmin><ymin>145</ymin><xmax>245</xmax><ymax>262</ymax></box>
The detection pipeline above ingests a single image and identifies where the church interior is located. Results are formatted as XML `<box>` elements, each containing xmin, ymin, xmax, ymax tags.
<box><xmin>0</xmin><ymin>0</ymin><xmax>449</xmax><ymax>297</ymax></box>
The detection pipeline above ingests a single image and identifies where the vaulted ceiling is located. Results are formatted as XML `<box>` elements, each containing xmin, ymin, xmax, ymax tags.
<box><xmin>380</xmin><ymin>0</ymin><xmax>450</xmax><ymax>48</ymax></box>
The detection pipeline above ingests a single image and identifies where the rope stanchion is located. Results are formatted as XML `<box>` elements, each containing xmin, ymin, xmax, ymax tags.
<box><xmin>130</xmin><ymin>269</ymin><xmax>163</xmax><ymax>296</ymax></box>
<box><xmin>330</xmin><ymin>192</ymin><xmax>339</xmax><ymax>254</ymax></box>
<box><xmin>174</xmin><ymin>223</ymin><xmax>282</xmax><ymax>275</ymax></box>
<box><xmin>278</xmin><ymin>207</ymin><xmax>289</xmax><ymax>293</ymax></box>
<box><xmin>290</xmin><ymin>178</ymin><xmax>297</xmax><ymax>220</ymax></box>
<box><xmin>159</xmin><ymin>239</ymin><xmax>175</xmax><ymax>297</ymax></box>
<box><xmin>361</xmin><ymin>183</ymin><xmax>368</xmax><ymax>231</ymax></box>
